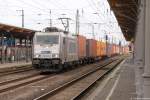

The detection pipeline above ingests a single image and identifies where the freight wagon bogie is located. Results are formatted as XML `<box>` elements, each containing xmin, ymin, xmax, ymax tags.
<box><xmin>32</xmin><ymin>58</ymin><xmax>63</xmax><ymax>72</ymax></box>
<box><xmin>77</xmin><ymin>35</ymin><xmax>87</xmax><ymax>65</ymax></box>
<box><xmin>86</xmin><ymin>39</ymin><xmax>97</xmax><ymax>63</ymax></box>
<box><xmin>78</xmin><ymin>58</ymin><xmax>85</xmax><ymax>65</ymax></box>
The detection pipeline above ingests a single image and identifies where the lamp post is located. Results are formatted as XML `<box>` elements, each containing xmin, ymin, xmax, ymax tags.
<box><xmin>16</xmin><ymin>9</ymin><xmax>24</xmax><ymax>28</ymax></box>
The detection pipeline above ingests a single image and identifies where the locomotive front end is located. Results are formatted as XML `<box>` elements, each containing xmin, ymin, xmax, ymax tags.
<box><xmin>32</xmin><ymin>32</ymin><xmax>61</xmax><ymax>72</ymax></box>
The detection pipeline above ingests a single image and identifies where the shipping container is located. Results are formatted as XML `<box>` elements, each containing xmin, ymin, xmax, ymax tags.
<box><xmin>112</xmin><ymin>44</ymin><xmax>116</xmax><ymax>55</ymax></box>
<box><xmin>86</xmin><ymin>39</ymin><xmax>97</xmax><ymax>58</ymax></box>
<box><xmin>77</xmin><ymin>35</ymin><xmax>86</xmax><ymax>59</ymax></box>
<box><xmin>111</xmin><ymin>44</ymin><xmax>120</xmax><ymax>55</ymax></box>
<box><xmin>96</xmin><ymin>41</ymin><xmax>101</xmax><ymax>57</ymax></box>
<box><xmin>100</xmin><ymin>41</ymin><xmax>103</xmax><ymax>56</ymax></box>
<box><xmin>116</xmin><ymin>45</ymin><xmax>120</xmax><ymax>54</ymax></box>
<box><xmin>107</xmin><ymin>43</ymin><xmax>112</xmax><ymax>57</ymax></box>
<box><xmin>123</xmin><ymin>46</ymin><xmax>129</xmax><ymax>54</ymax></box>
<box><xmin>100</xmin><ymin>41</ymin><xmax>106</xmax><ymax>57</ymax></box>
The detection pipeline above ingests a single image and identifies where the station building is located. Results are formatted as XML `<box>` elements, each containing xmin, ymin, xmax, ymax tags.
<box><xmin>0</xmin><ymin>23</ymin><xmax>35</xmax><ymax>64</ymax></box>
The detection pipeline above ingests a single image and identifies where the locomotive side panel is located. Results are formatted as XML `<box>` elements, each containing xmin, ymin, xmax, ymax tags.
<box><xmin>66</xmin><ymin>37</ymin><xmax>78</xmax><ymax>62</ymax></box>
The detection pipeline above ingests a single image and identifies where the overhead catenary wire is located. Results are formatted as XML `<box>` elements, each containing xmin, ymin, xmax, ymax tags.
<box><xmin>15</xmin><ymin>0</ymin><xmax>77</xmax><ymax>28</ymax></box>
<box><xmin>0</xmin><ymin>0</ymin><xmax>124</xmax><ymax>43</ymax></box>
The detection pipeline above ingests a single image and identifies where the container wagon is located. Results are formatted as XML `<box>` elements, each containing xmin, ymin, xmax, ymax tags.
<box><xmin>107</xmin><ymin>43</ymin><xmax>113</xmax><ymax>57</ymax></box>
<box><xmin>77</xmin><ymin>35</ymin><xmax>87</xmax><ymax>64</ymax></box>
<box><xmin>100</xmin><ymin>41</ymin><xmax>106</xmax><ymax>58</ymax></box>
<box><xmin>96</xmin><ymin>41</ymin><xmax>101</xmax><ymax>61</ymax></box>
<box><xmin>86</xmin><ymin>39</ymin><xmax>97</xmax><ymax>63</ymax></box>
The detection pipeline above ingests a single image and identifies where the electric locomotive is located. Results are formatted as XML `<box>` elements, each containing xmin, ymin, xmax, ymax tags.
<box><xmin>32</xmin><ymin>27</ymin><xmax>78</xmax><ymax>72</ymax></box>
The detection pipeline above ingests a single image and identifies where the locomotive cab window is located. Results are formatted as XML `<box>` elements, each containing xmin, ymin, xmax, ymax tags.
<box><xmin>36</xmin><ymin>35</ymin><xmax>59</xmax><ymax>44</ymax></box>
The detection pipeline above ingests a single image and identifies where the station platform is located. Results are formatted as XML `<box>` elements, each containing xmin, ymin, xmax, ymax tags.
<box><xmin>107</xmin><ymin>57</ymin><xmax>137</xmax><ymax>100</ymax></box>
<box><xmin>86</xmin><ymin>56</ymin><xmax>137</xmax><ymax>100</ymax></box>
<box><xmin>0</xmin><ymin>62</ymin><xmax>31</xmax><ymax>69</ymax></box>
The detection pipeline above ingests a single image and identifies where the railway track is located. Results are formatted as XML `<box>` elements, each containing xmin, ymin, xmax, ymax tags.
<box><xmin>33</xmin><ymin>58</ymin><xmax>124</xmax><ymax>100</ymax></box>
<box><xmin>0</xmin><ymin>72</ymin><xmax>40</xmax><ymax>86</ymax></box>
<box><xmin>0</xmin><ymin>56</ymin><xmax>123</xmax><ymax>100</ymax></box>
<box><xmin>0</xmin><ymin>58</ymin><xmax>114</xmax><ymax>86</ymax></box>
<box><xmin>0</xmin><ymin>58</ymin><xmax>112</xmax><ymax>94</ymax></box>
<box><xmin>0</xmin><ymin>65</ymin><xmax>33</xmax><ymax>77</ymax></box>
<box><xmin>0</xmin><ymin>73</ymin><xmax>55</xmax><ymax>94</ymax></box>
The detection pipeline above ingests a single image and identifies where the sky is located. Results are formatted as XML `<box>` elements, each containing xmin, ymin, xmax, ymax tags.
<box><xmin>0</xmin><ymin>0</ymin><xmax>127</xmax><ymax>45</ymax></box>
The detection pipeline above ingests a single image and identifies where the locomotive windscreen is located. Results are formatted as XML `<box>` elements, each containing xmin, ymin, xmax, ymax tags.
<box><xmin>36</xmin><ymin>35</ymin><xmax>59</xmax><ymax>44</ymax></box>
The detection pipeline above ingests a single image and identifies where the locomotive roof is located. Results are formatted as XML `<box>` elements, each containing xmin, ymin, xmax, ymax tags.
<box><xmin>44</xmin><ymin>27</ymin><xmax>67</xmax><ymax>33</ymax></box>
<box><xmin>35</xmin><ymin>31</ymin><xmax>77</xmax><ymax>39</ymax></box>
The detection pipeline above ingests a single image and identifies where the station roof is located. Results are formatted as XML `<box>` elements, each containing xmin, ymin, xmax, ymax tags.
<box><xmin>108</xmin><ymin>0</ymin><xmax>139</xmax><ymax>41</ymax></box>
<box><xmin>0</xmin><ymin>23</ymin><xmax>36</xmax><ymax>39</ymax></box>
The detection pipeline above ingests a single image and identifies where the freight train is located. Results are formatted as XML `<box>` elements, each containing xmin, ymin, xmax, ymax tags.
<box><xmin>32</xmin><ymin>27</ymin><xmax>128</xmax><ymax>72</ymax></box>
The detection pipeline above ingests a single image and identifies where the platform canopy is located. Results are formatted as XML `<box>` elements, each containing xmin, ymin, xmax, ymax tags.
<box><xmin>0</xmin><ymin>23</ymin><xmax>36</xmax><ymax>39</ymax></box>
<box><xmin>108</xmin><ymin>0</ymin><xmax>139</xmax><ymax>41</ymax></box>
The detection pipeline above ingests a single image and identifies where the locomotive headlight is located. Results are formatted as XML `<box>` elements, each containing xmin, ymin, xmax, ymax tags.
<box><xmin>55</xmin><ymin>54</ymin><xmax>59</xmax><ymax>58</ymax></box>
<box><xmin>34</xmin><ymin>54</ymin><xmax>40</xmax><ymax>58</ymax></box>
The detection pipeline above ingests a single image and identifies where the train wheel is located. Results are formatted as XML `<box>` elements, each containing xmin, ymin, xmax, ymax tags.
<box><xmin>74</xmin><ymin>61</ymin><xmax>79</xmax><ymax>67</ymax></box>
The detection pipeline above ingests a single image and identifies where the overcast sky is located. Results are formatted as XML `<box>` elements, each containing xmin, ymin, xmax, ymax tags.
<box><xmin>0</xmin><ymin>0</ymin><xmax>127</xmax><ymax>45</ymax></box>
